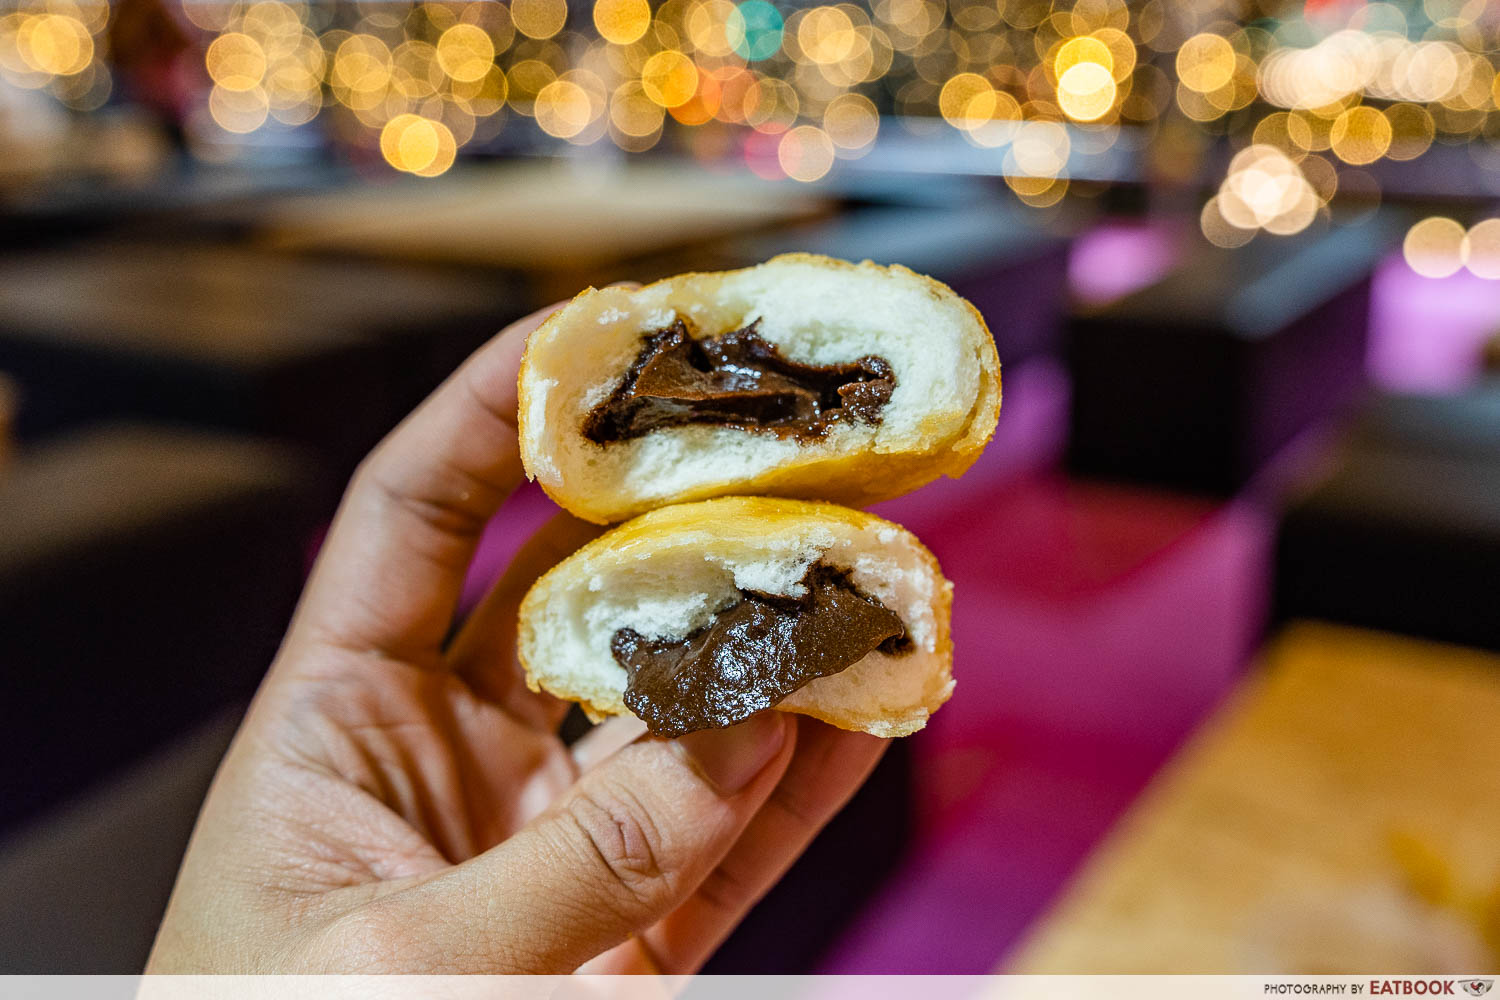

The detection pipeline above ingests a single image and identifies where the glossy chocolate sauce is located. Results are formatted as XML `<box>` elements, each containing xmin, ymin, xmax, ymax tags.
<box><xmin>581</xmin><ymin>318</ymin><xmax>896</xmax><ymax>444</ymax></box>
<box><xmin>612</xmin><ymin>564</ymin><xmax>913</xmax><ymax>738</ymax></box>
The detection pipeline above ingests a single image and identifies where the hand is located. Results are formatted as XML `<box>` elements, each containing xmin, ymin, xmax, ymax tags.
<box><xmin>146</xmin><ymin>305</ymin><xmax>889</xmax><ymax>974</ymax></box>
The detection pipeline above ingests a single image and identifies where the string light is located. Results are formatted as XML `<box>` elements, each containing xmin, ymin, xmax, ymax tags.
<box><xmin>12</xmin><ymin>0</ymin><xmax>1472</xmax><ymax>203</ymax></box>
<box><xmin>1396</xmin><ymin>217</ymin><xmax>1500</xmax><ymax>281</ymax></box>
<box><xmin>1403</xmin><ymin>217</ymin><xmax>1467</xmax><ymax>279</ymax></box>
<box><xmin>1463</xmin><ymin>220</ymin><xmax>1500</xmax><ymax>281</ymax></box>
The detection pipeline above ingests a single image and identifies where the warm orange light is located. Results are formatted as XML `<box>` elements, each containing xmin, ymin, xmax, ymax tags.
<box><xmin>535</xmin><ymin>78</ymin><xmax>594</xmax><ymax>137</ymax></box>
<box><xmin>18</xmin><ymin>13</ymin><xmax>93</xmax><ymax>76</ymax></box>
<box><xmin>1054</xmin><ymin>36</ymin><xmax>1112</xmax><ymax>79</ymax></box>
<box><xmin>1057</xmin><ymin>61</ymin><xmax>1115</xmax><ymax>122</ymax></box>
<box><xmin>381</xmin><ymin>113</ymin><xmax>458</xmax><ymax>176</ymax></box>
<box><xmin>1216</xmin><ymin>145</ymin><xmax>1317</xmax><ymax>236</ymax></box>
<box><xmin>686</xmin><ymin>0</ymin><xmax>738</xmax><ymax>57</ymax></box>
<box><xmin>505</xmin><ymin>59</ymin><xmax>558</xmax><ymax>115</ymax></box>
<box><xmin>1252</xmin><ymin>111</ymin><xmax>1312</xmax><ymax>155</ymax></box>
<box><xmin>822</xmin><ymin>91</ymin><xmax>878</xmax><ymax>151</ymax></box>
<box><xmin>641</xmin><ymin>49</ymin><xmax>698</xmax><ymax>107</ymax></box>
<box><xmin>436</xmin><ymin>24</ymin><xmax>494</xmax><ymax>82</ymax></box>
<box><xmin>1176</xmin><ymin>33</ymin><xmax>1235</xmax><ymax>94</ymax></box>
<box><xmin>594</xmin><ymin>0</ymin><xmax>650</xmax><ymax>45</ymax></box>
<box><xmin>1403</xmin><ymin>217</ymin><xmax>1466</xmax><ymax>279</ymax></box>
<box><xmin>511</xmin><ymin>0</ymin><xmax>567</xmax><ymax>40</ymax></box>
<box><xmin>209</xmin><ymin>82</ymin><xmax>269</xmax><ymax>133</ymax></box>
<box><xmin>1463</xmin><ymin>219</ymin><xmax>1500</xmax><ymax>280</ymax></box>
<box><xmin>797</xmin><ymin>6</ymin><xmax>856</xmax><ymax>65</ymax></box>
<box><xmin>206</xmin><ymin>32</ymin><xmax>265</xmax><ymax>91</ymax></box>
<box><xmin>777</xmin><ymin>124</ymin><xmax>835</xmax><ymax>181</ymax></box>
<box><xmin>1201</xmin><ymin>196</ymin><xmax>1255</xmax><ymax>248</ymax></box>
<box><xmin>1383</xmin><ymin>102</ymin><xmax>1434</xmax><ymax>162</ymax></box>
<box><xmin>1329</xmin><ymin>105</ymin><xmax>1392</xmax><ymax>165</ymax></box>
<box><xmin>610</xmin><ymin>80</ymin><xmax>665</xmax><ymax>136</ymax></box>
<box><xmin>938</xmin><ymin>71</ymin><xmax>993</xmax><ymax>130</ymax></box>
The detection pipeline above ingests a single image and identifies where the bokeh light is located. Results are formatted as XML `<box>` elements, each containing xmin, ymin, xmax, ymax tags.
<box><xmin>640</xmin><ymin>49</ymin><xmax>698</xmax><ymax>108</ymax></box>
<box><xmin>777</xmin><ymin>123</ymin><xmax>835</xmax><ymax>181</ymax></box>
<box><xmin>1056</xmin><ymin>61</ymin><xmax>1115</xmax><ymax>122</ymax></box>
<box><xmin>436</xmin><ymin>24</ymin><xmax>495</xmax><ymax>83</ymax></box>
<box><xmin>381</xmin><ymin>112</ymin><xmax>458</xmax><ymax>176</ymax></box>
<box><xmin>822</xmin><ymin>92</ymin><xmax>879</xmax><ymax>153</ymax></box>
<box><xmin>731</xmin><ymin>0</ymin><xmax>783</xmax><ymax>62</ymax></box>
<box><xmin>209</xmin><ymin>83</ymin><xmax>270</xmax><ymax>133</ymax></box>
<box><xmin>511</xmin><ymin>0</ymin><xmax>567</xmax><ymax>40</ymax></box>
<box><xmin>1329</xmin><ymin>105</ymin><xmax>1392</xmax><ymax>166</ymax></box>
<box><xmin>535</xmin><ymin>78</ymin><xmax>593</xmax><ymax>138</ymax></box>
<box><xmin>1176</xmin><ymin>33</ymin><xmax>1235</xmax><ymax>94</ymax></box>
<box><xmin>1464</xmin><ymin>220</ymin><xmax>1500</xmax><ymax>281</ymax></box>
<box><xmin>939</xmin><ymin>72</ymin><xmax>994</xmax><ymax>131</ymax></box>
<box><xmin>1201</xmin><ymin>196</ymin><xmax>1255</xmax><ymax>249</ymax></box>
<box><xmin>14</xmin><ymin>0</ymin><xmax>1475</xmax><ymax>188</ymax></box>
<box><xmin>594</xmin><ymin>0</ymin><xmax>651</xmax><ymax>45</ymax></box>
<box><xmin>1403</xmin><ymin>217</ymin><xmax>1467</xmax><ymax>279</ymax></box>
<box><xmin>1216</xmin><ymin>145</ymin><xmax>1319</xmax><ymax>237</ymax></box>
<box><xmin>1383</xmin><ymin>103</ymin><xmax>1434</xmax><ymax>162</ymax></box>
<box><xmin>18</xmin><ymin>13</ymin><xmax>93</xmax><ymax>76</ymax></box>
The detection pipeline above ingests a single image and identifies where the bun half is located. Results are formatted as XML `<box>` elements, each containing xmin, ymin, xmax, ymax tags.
<box><xmin>517</xmin><ymin>496</ymin><xmax>955</xmax><ymax>737</ymax></box>
<box><xmin>518</xmin><ymin>253</ymin><xmax>1001</xmax><ymax>524</ymax></box>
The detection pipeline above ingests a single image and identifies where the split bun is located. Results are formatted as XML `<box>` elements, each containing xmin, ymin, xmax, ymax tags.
<box><xmin>517</xmin><ymin>496</ymin><xmax>955</xmax><ymax>737</ymax></box>
<box><xmin>518</xmin><ymin>253</ymin><xmax>1001</xmax><ymax>524</ymax></box>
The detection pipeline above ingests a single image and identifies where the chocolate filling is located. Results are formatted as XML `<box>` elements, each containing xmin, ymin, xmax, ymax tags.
<box><xmin>582</xmin><ymin>318</ymin><xmax>896</xmax><ymax>444</ymax></box>
<box><xmin>611</xmin><ymin>564</ymin><xmax>913</xmax><ymax>738</ymax></box>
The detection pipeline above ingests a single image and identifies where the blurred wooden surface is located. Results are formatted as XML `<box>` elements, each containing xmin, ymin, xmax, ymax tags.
<box><xmin>1007</xmin><ymin>621</ymin><xmax>1500</xmax><ymax>972</ymax></box>
<box><xmin>0</xmin><ymin>244</ymin><xmax>505</xmax><ymax>360</ymax></box>
<box><xmin>256</xmin><ymin>160</ymin><xmax>831</xmax><ymax>295</ymax></box>
<box><xmin>0</xmin><ymin>243</ymin><xmax>518</xmax><ymax>475</ymax></box>
<box><xmin>0</xmin><ymin>373</ymin><xmax>14</xmax><ymax>470</ymax></box>
<box><xmin>0</xmin><ymin>424</ymin><xmax>321</xmax><ymax>829</ymax></box>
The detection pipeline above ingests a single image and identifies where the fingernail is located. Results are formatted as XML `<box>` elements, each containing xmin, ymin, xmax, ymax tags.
<box><xmin>674</xmin><ymin>713</ymin><xmax>788</xmax><ymax>795</ymax></box>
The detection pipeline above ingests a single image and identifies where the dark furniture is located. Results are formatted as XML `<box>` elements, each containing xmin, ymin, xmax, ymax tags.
<box><xmin>1275</xmin><ymin>383</ymin><xmax>1500</xmax><ymax>652</ymax></box>
<box><xmin>705</xmin><ymin>739</ymin><xmax>912</xmax><ymax>972</ymax></box>
<box><xmin>1067</xmin><ymin>216</ymin><xmax>1399</xmax><ymax>494</ymax></box>
<box><xmin>0</xmin><ymin>244</ymin><xmax>521</xmax><ymax>486</ymax></box>
<box><xmin>0</xmin><ymin>424</ymin><xmax>323</xmax><ymax>829</ymax></box>
<box><xmin>0</xmin><ymin>706</ymin><xmax>243</xmax><ymax>973</ymax></box>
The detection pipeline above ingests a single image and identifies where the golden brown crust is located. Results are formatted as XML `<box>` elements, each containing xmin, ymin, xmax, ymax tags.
<box><xmin>517</xmin><ymin>254</ymin><xmax>1001</xmax><ymax>524</ymax></box>
<box><xmin>516</xmin><ymin>496</ymin><xmax>955</xmax><ymax>736</ymax></box>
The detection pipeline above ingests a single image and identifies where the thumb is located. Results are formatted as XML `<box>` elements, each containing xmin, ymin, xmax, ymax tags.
<box><xmin>367</xmin><ymin>712</ymin><xmax>794</xmax><ymax>973</ymax></box>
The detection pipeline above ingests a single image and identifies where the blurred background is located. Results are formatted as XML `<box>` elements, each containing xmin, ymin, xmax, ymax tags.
<box><xmin>3</xmin><ymin>0</ymin><xmax>1500</xmax><ymax>976</ymax></box>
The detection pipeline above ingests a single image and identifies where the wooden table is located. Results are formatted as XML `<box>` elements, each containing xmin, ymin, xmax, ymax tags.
<box><xmin>1066</xmin><ymin>214</ymin><xmax>1400</xmax><ymax>494</ymax></box>
<box><xmin>0</xmin><ymin>424</ymin><xmax>322</xmax><ymax>829</ymax></box>
<box><xmin>255</xmin><ymin>160</ymin><xmax>832</xmax><ymax>301</ymax></box>
<box><xmin>0</xmin><ymin>243</ymin><xmax>517</xmax><ymax>480</ymax></box>
<box><xmin>1007</xmin><ymin>621</ymin><xmax>1500</xmax><ymax>972</ymax></box>
<box><xmin>0</xmin><ymin>372</ymin><xmax>14</xmax><ymax>470</ymax></box>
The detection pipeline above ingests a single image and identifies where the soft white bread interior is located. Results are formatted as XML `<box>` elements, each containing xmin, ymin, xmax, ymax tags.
<box><xmin>518</xmin><ymin>253</ymin><xmax>1001</xmax><ymax>524</ymax></box>
<box><xmin>518</xmin><ymin>496</ymin><xmax>955</xmax><ymax>737</ymax></box>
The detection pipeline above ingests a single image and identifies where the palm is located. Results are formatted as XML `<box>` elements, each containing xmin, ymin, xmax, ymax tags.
<box><xmin>256</xmin><ymin>649</ymin><xmax>580</xmax><ymax>888</ymax></box>
<box><xmin>150</xmin><ymin>309</ymin><xmax>888</xmax><ymax>975</ymax></box>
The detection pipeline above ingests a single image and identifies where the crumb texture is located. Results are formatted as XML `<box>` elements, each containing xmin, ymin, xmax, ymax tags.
<box><xmin>518</xmin><ymin>254</ymin><xmax>1001</xmax><ymax>523</ymax></box>
<box><xmin>517</xmin><ymin>496</ymin><xmax>956</xmax><ymax>736</ymax></box>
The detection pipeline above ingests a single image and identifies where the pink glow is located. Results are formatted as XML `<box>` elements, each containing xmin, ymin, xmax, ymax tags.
<box><xmin>1367</xmin><ymin>252</ymin><xmax>1500</xmax><ymax>393</ymax></box>
<box><xmin>459</xmin><ymin>480</ymin><xmax>565</xmax><ymax>613</ymax></box>
<box><xmin>820</xmin><ymin>487</ymin><xmax>1271</xmax><ymax>972</ymax></box>
<box><xmin>1067</xmin><ymin>219</ymin><xmax>1183</xmax><ymax>306</ymax></box>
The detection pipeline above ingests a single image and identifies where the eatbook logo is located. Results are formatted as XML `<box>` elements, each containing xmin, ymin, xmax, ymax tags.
<box><xmin>1461</xmin><ymin>982</ymin><xmax>1494</xmax><ymax>997</ymax></box>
